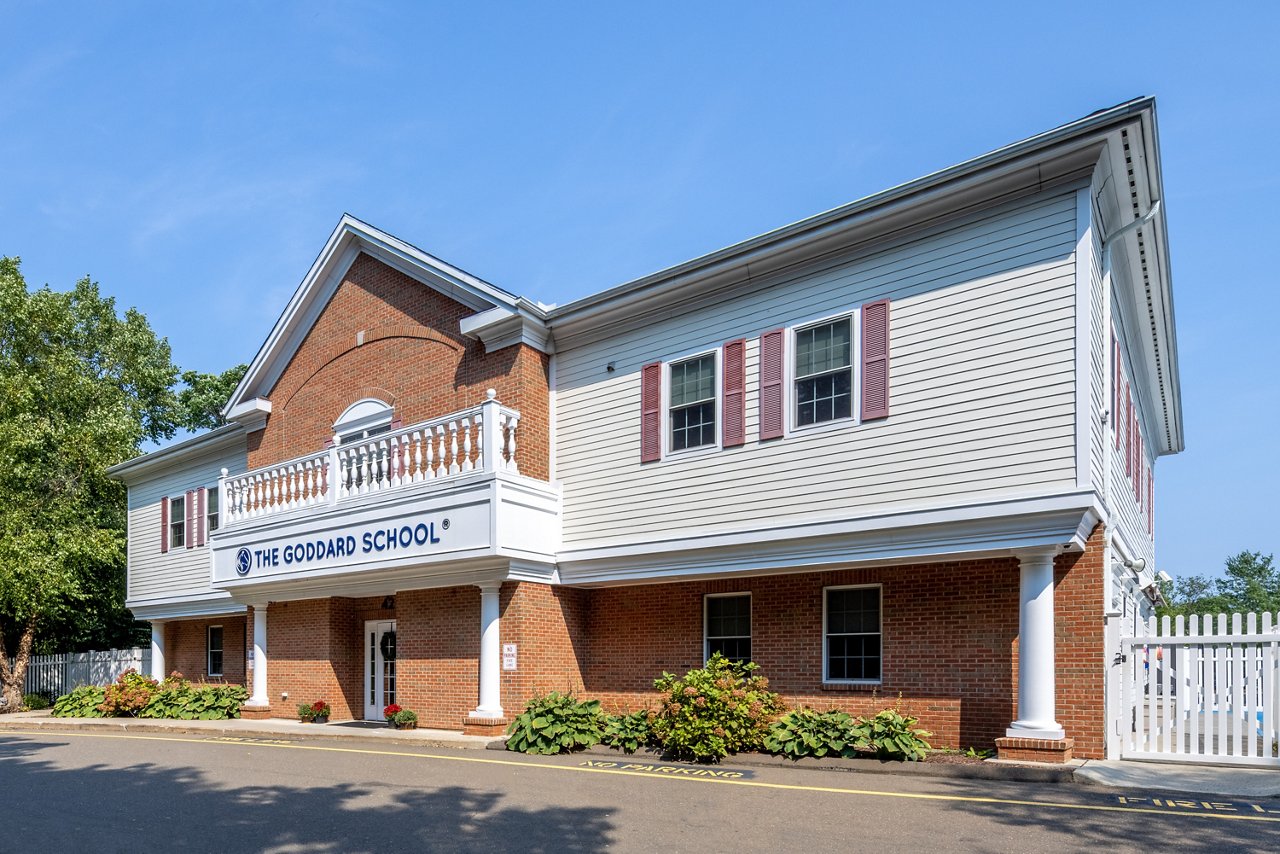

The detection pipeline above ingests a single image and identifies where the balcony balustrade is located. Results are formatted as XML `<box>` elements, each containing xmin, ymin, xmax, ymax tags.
<box><xmin>219</xmin><ymin>390</ymin><xmax>520</xmax><ymax>526</ymax></box>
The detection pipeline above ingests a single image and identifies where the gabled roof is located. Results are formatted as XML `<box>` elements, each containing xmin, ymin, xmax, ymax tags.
<box><xmin>222</xmin><ymin>214</ymin><xmax>550</xmax><ymax>420</ymax></box>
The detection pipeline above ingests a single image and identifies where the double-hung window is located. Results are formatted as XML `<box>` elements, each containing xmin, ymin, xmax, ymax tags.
<box><xmin>795</xmin><ymin>317</ymin><xmax>852</xmax><ymax>427</ymax></box>
<box><xmin>207</xmin><ymin>625</ymin><xmax>224</xmax><ymax>677</ymax></box>
<box><xmin>169</xmin><ymin>495</ymin><xmax>185</xmax><ymax>549</ymax></box>
<box><xmin>704</xmin><ymin>593</ymin><xmax>751</xmax><ymax>662</ymax></box>
<box><xmin>824</xmin><ymin>586</ymin><xmax>881</xmax><ymax>682</ymax></box>
<box><xmin>206</xmin><ymin>486</ymin><xmax>220</xmax><ymax>534</ymax></box>
<box><xmin>669</xmin><ymin>354</ymin><xmax>717</xmax><ymax>452</ymax></box>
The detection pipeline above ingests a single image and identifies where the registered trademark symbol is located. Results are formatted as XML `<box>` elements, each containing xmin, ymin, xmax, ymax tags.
<box><xmin>442</xmin><ymin>518</ymin><xmax>450</xmax><ymax>530</ymax></box>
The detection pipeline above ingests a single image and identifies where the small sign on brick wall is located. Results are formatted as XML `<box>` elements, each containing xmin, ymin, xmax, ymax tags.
<box><xmin>502</xmin><ymin>643</ymin><xmax>517</xmax><ymax>671</ymax></box>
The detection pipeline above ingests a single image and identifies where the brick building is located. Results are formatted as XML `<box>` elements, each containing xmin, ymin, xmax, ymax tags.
<box><xmin>108</xmin><ymin>98</ymin><xmax>1182</xmax><ymax>762</ymax></box>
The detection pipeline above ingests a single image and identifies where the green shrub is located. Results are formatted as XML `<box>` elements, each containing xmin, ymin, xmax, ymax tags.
<box><xmin>22</xmin><ymin>692</ymin><xmax>52</xmax><ymax>711</ymax></box>
<box><xmin>650</xmin><ymin>654</ymin><xmax>783</xmax><ymax>762</ymax></box>
<box><xmin>764</xmin><ymin>708</ymin><xmax>861</xmax><ymax>760</ymax></box>
<box><xmin>392</xmin><ymin>709</ymin><xmax>418</xmax><ymax>725</ymax></box>
<box><xmin>602</xmin><ymin>709</ymin><xmax>654</xmax><ymax>754</ymax></box>
<box><xmin>506</xmin><ymin>691</ymin><xmax>604</xmax><ymax>755</ymax></box>
<box><xmin>141</xmin><ymin>682</ymin><xmax>249</xmax><ymax>720</ymax></box>
<box><xmin>51</xmin><ymin>685</ymin><xmax>107</xmax><ymax>718</ymax></box>
<box><xmin>98</xmin><ymin>669</ymin><xmax>160</xmax><ymax>716</ymax></box>
<box><xmin>856</xmin><ymin>708</ymin><xmax>932</xmax><ymax>762</ymax></box>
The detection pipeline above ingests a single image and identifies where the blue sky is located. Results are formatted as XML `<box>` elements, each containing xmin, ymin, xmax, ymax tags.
<box><xmin>2</xmin><ymin>2</ymin><xmax>1276</xmax><ymax>579</ymax></box>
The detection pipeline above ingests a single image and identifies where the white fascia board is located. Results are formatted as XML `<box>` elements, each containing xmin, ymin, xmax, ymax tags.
<box><xmin>223</xmin><ymin>214</ymin><xmax>536</xmax><ymax>415</ymax></box>
<box><xmin>225</xmin><ymin>397</ymin><xmax>272</xmax><ymax>431</ymax></box>
<box><xmin>459</xmin><ymin>305</ymin><xmax>554</xmax><ymax>354</ymax></box>
<box><xmin>107</xmin><ymin>424</ymin><xmax>245</xmax><ymax>482</ymax></box>
<box><xmin>127</xmin><ymin>593</ymin><xmax>247</xmax><ymax>621</ymax></box>
<box><xmin>556</xmin><ymin>489</ymin><xmax>1103</xmax><ymax>586</ymax></box>
<box><xmin>220</xmin><ymin>560</ymin><xmax>511</xmax><ymax>605</ymax></box>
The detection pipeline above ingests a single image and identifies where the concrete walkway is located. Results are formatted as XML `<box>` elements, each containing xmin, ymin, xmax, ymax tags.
<box><xmin>1076</xmin><ymin>759</ymin><xmax>1280</xmax><ymax>799</ymax></box>
<box><xmin>0</xmin><ymin>710</ymin><xmax>498</xmax><ymax>749</ymax></box>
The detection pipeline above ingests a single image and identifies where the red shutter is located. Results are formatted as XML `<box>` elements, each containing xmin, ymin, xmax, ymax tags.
<box><xmin>185</xmin><ymin>490</ymin><xmax>195</xmax><ymax>549</ymax></box>
<box><xmin>640</xmin><ymin>362</ymin><xmax>662</xmax><ymax>463</ymax></box>
<box><xmin>758</xmin><ymin>329</ymin><xmax>785</xmax><ymax>440</ymax></box>
<box><xmin>722</xmin><ymin>339</ymin><xmax>746</xmax><ymax>448</ymax></box>
<box><xmin>1113</xmin><ymin>335</ymin><xmax>1121</xmax><ymax>448</ymax></box>
<box><xmin>861</xmin><ymin>300</ymin><xmax>891</xmax><ymax>421</ymax></box>
<box><xmin>160</xmin><ymin>497</ymin><xmax>169</xmax><ymax>554</ymax></box>
<box><xmin>196</xmin><ymin>487</ymin><xmax>207</xmax><ymax>547</ymax></box>
<box><xmin>1125</xmin><ymin>388</ymin><xmax>1133</xmax><ymax>478</ymax></box>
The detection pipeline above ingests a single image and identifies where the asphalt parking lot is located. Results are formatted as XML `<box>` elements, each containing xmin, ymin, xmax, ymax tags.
<box><xmin>1</xmin><ymin>730</ymin><xmax>1277</xmax><ymax>852</ymax></box>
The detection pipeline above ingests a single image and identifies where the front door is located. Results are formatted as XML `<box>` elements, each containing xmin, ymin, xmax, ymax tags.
<box><xmin>364</xmin><ymin>620</ymin><xmax>397</xmax><ymax>720</ymax></box>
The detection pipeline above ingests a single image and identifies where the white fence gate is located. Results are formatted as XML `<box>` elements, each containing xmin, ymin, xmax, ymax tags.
<box><xmin>7</xmin><ymin>647</ymin><xmax>150</xmax><ymax>699</ymax></box>
<box><xmin>1118</xmin><ymin>612</ymin><xmax>1280</xmax><ymax>767</ymax></box>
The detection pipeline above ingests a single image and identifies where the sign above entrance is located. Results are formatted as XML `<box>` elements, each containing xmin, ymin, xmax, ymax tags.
<box><xmin>211</xmin><ymin>497</ymin><xmax>492</xmax><ymax>587</ymax></box>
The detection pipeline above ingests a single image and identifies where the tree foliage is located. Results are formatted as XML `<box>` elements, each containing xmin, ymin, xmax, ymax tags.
<box><xmin>1158</xmin><ymin>551</ymin><xmax>1279</xmax><ymax>617</ymax></box>
<box><xmin>0</xmin><ymin>258</ymin><xmax>186</xmax><ymax>702</ymax></box>
<box><xmin>178</xmin><ymin>363</ymin><xmax>247</xmax><ymax>431</ymax></box>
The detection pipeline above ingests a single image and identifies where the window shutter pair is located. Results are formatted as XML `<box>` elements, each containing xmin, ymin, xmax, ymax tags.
<box><xmin>641</xmin><ymin>339</ymin><xmax>750</xmax><ymax>462</ymax></box>
<box><xmin>159</xmin><ymin>488</ymin><xmax>206</xmax><ymax>550</ymax></box>
<box><xmin>641</xmin><ymin>300</ymin><xmax>891</xmax><ymax>459</ymax></box>
<box><xmin>760</xmin><ymin>299</ymin><xmax>891</xmax><ymax>438</ymax></box>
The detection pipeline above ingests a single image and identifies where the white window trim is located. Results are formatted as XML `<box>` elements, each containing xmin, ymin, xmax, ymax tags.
<box><xmin>822</xmin><ymin>583</ymin><xmax>882</xmax><ymax>685</ymax></box>
<box><xmin>703</xmin><ymin>591</ymin><xmax>751</xmax><ymax>663</ymax></box>
<box><xmin>169</xmin><ymin>496</ymin><xmax>185</xmax><ymax>549</ymax></box>
<box><xmin>207</xmin><ymin>624</ymin><xmax>224</xmax><ymax>677</ymax></box>
<box><xmin>333</xmin><ymin>397</ymin><xmax>394</xmax><ymax>445</ymax></box>
<box><xmin>785</xmin><ymin>308</ymin><xmax>861</xmax><ymax>438</ymax></box>
<box><xmin>661</xmin><ymin>346</ymin><xmax>723</xmax><ymax>461</ymax></box>
<box><xmin>206</xmin><ymin>484</ymin><xmax>220</xmax><ymax>534</ymax></box>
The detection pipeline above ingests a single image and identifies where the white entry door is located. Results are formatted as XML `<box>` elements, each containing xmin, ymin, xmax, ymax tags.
<box><xmin>364</xmin><ymin>620</ymin><xmax>397</xmax><ymax>721</ymax></box>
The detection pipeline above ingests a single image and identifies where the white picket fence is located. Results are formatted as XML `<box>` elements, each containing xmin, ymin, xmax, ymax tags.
<box><xmin>1119</xmin><ymin>612</ymin><xmax>1280</xmax><ymax>766</ymax></box>
<box><xmin>6</xmin><ymin>647</ymin><xmax>150</xmax><ymax>700</ymax></box>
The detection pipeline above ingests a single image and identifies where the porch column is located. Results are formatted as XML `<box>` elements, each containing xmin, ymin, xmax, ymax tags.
<box><xmin>1008</xmin><ymin>549</ymin><xmax>1065</xmax><ymax>739</ymax></box>
<box><xmin>470</xmin><ymin>582</ymin><xmax>503</xmax><ymax>718</ymax></box>
<box><xmin>248</xmin><ymin>606</ymin><xmax>269</xmax><ymax>708</ymax></box>
<box><xmin>149</xmin><ymin>622</ymin><xmax>166</xmax><ymax>681</ymax></box>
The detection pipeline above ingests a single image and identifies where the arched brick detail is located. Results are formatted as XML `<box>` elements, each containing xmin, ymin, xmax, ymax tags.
<box><xmin>248</xmin><ymin>253</ymin><xmax>550</xmax><ymax>478</ymax></box>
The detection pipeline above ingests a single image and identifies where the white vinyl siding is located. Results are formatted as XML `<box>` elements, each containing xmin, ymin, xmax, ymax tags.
<box><xmin>555</xmin><ymin>190</ymin><xmax>1082</xmax><ymax>547</ymax></box>
<box><xmin>126</xmin><ymin>442</ymin><xmax>247</xmax><ymax>602</ymax></box>
<box><xmin>1110</xmin><ymin>295</ymin><xmax>1156</xmax><ymax>569</ymax></box>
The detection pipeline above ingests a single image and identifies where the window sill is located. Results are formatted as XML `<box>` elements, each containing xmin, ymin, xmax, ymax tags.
<box><xmin>820</xmin><ymin>682</ymin><xmax>882</xmax><ymax>693</ymax></box>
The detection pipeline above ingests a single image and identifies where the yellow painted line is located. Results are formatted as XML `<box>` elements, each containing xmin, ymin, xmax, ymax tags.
<box><xmin>2</xmin><ymin>729</ymin><xmax>1278</xmax><ymax>824</ymax></box>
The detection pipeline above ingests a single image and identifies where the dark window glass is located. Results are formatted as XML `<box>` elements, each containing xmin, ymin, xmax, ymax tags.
<box><xmin>670</xmin><ymin>355</ymin><xmax>716</xmax><ymax>451</ymax></box>
<box><xmin>169</xmin><ymin>496</ymin><xmax>185</xmax><ymax>548</ymax></box>
<box><xmin>706</xmin><ymin>595</ymin><xmax>751</xmax><ymax>662</ymax></box>
<box><xmin>825</xmin><ymin>588</ymin><xmax>881</xmax><ymax>681</ymax></box>
<box><xmin>207</xmin><ymin>626</ymin><xmax>224</xmax><ymax>676</ymax></box>
<box><xmin>795</xmin><ymin>318</ymin><xmax>853</xmax><ymax>426</ymax></box>
<box><xmin>207</xmin><ymin>487</ymin><xmax>220</xmax><ymax>533</ymax></box>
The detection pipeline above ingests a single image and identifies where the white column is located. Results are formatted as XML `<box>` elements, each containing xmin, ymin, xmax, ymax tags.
<box><xmin>1008</xmin><ymin>549</ymin><xmax>1066</xmax><ymax>739</ymax></box>
<box><xmin>149</xmin><ymin>621</ymin><xmax>166</xmax><ymax>680</ymax></box>
<box><xmin>248</xmin><ymin>606</ymin><xmax>269</xmax><ymax>708</ymax></box>
<box><xmin>470</xmin><ymin>582</ymin><xmax>503</xmax><ymax>718</ymax></box>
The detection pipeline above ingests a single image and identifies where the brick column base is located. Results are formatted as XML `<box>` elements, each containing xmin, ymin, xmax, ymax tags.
<box><xmin>461</xmin><ymin>715</ymin><xmax>510</xmax><ymax>737</ymax></box>
<box><xmin>240</xmin><ymin>706</ymin><xmax>274</xmax><ymax>720</ymax></box>
<box><xmin>995</xmin><ymin>737</ymin><xmax>1074</xmax><ymax>763</ymax></box>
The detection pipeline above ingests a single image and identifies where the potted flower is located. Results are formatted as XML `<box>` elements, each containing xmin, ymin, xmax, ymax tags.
<box><xmin>385</xmin><ymin>704</ymin><xmax>417</xmax><ymax>730</ymax></box>
<box><xmin>299</xmin><ymin>700</ymin><xmax>331</xmax><ymax>723</ymax></box>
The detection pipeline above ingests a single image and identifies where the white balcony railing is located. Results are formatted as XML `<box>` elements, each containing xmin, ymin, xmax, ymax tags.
<box><xmin>219</xmin><ymin>391</ymin><xmax>520</xmax><ymax>526</ymax></box>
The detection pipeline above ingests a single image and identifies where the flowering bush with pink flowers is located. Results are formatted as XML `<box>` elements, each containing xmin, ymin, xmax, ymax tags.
<box><xmin>650</xmin><ymin>653</ymin><xmax>782</xmax><ymax>762</ymax></box>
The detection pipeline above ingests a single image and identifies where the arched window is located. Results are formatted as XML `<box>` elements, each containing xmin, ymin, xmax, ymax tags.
<box><xmin>333</xmin><ymin>398</ymin><xmax>393</xmax><ymax>445</ymax></box>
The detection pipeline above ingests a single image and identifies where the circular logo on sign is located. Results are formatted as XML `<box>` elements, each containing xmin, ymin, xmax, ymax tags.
<box><xmin>235</xmin><ymin>548</ymin><xmax>252</xmax><ymax>576</ymax></box>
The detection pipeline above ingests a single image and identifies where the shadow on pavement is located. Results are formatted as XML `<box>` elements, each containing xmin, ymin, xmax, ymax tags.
<box><xmin>0</xmin><ymin>739</ymin><xmax>614</xmax><ymax>853</ymax></box>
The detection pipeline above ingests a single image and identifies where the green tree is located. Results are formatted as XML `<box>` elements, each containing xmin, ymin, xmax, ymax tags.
<box><xmin>178</xmin><ymin>363</ymin><xmax>247</xmax><ymax>431</ymax></box>
<box><xmin>0</xmin><ymin>258</ymin><xmax>182</xmax><ymax>708</ymax></box>
<box><xmin>1158</xmin><ymin>551</ymin><xmax>1279</xmax><ymax>618</ymax></box>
